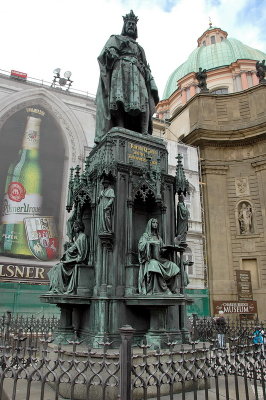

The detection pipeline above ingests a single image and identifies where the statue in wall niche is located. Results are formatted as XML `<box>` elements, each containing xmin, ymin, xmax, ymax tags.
<box><xmin>95</xmin><ymin>10</ymin><xmax>159</xmax><ymax>144</ymax></box>
<box><xmin>138</xmin><ymin>218</ymin><xmax>181</xmax><ymax>295</ymax></box>
<box><xmin>195</xmin><ymin>67</ymin><xmax>208</xmax><ymax>92</ymax></box>
<box><xmin>176</xmin><ymin>193</ymin><xmax>190</xmax><ymax>246</ymax></box>
<box><xmin>238</xmin><ymin>202</ymin><xmax>253</xmax><ymax>234</ymax></box>
<box><xmin>256</xmin><ymin>60</ymin><xmax>266</xmax><ymax>83</ymax></box>
<box><xmin>97</xmin><ymin>177</ymin><xmax>115</xmax><ymax>233</ymax></box>
<box><xmin>48</xmin><ymin>220</ymin><xmax>88</xmax><ymax>294</ymax></box>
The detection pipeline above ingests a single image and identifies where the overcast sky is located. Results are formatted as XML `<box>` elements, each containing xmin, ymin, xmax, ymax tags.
<box><xmin>1</xmin><ymin>0</ymin><xmax>265</xmax><ymax>98</ymax></box>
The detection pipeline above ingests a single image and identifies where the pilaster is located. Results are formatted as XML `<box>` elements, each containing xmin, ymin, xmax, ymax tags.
<box><xmin>201</xmin><ymin>162</ymin><xmax>233</xmax><ymax>303</ymax></box>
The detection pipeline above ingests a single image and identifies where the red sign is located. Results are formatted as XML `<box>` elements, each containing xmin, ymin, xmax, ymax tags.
<box><xmin>10</xmin><ymin>70</ymin><xmax>27</xmax><ymax>80</ymax></box>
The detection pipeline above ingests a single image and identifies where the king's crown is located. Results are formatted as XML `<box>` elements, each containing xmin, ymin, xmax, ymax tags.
<box><xmin>123</xmin><ymin>10</ymin><xmax>138</xmax><ymax>24</ymax></box>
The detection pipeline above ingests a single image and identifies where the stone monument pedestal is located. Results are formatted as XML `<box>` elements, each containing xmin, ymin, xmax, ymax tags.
<box><xmin>41</xmin><ymin>128</ymin><xmax>193</xmax><ymax>348</ymax></box>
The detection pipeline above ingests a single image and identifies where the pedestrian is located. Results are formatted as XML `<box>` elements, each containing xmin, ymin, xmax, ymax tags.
<box><xmin>253</xmin><ymin>325</ymin><xmax>264</xmax><ymax>353</ymax></box>
<box><xmin>215</xmin><ymin>310</ymin><xmax>227</xmax><ymax>348</ymax></box>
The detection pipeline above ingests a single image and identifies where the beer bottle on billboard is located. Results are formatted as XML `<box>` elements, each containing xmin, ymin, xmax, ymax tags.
<box><xmin>0</xmin><ymin>161</ymin><xmax>14</xmax><ymax>246</ymax></box>
<box><xmin>1</xmin><ymin>108</ymin><xmax>45</xmax><ymax>257</ymax></box>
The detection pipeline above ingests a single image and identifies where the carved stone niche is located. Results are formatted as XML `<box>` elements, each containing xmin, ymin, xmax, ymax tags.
<box><xmin>235</xmin><ymin>200</ymin><xmax>254</xmax><ymax>235</ymax></box>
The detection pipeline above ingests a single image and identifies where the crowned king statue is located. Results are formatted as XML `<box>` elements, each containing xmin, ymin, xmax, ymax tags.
<box><xmin>95</xmin><ymin>10</ymin><xmax>159</xmax><ymax>143</ymax></box>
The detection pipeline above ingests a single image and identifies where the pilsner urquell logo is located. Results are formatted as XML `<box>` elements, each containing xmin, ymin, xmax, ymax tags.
<box><xmin>8</xmin><ymin>182</ymin><xmax>26</xmax><ymax>202</ymax></box>
<box><xmin>2</xmin><ymin>199</ymin><xmax>40</xmax><ymax>215</ymax></box>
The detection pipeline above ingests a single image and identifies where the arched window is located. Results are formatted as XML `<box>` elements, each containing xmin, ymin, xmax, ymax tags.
<box><xmin>211</xmin><ymin>87</ymin><xmax>228</xmax><ymax>95</ymax></box>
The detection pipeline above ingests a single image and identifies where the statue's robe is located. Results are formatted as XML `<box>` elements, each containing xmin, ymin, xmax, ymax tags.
<box><xmin>176</xmin><ymin>201</ymin><xmax>190</xmax><ymax>243</ymax></box>
<box><xmin>95</xmin><ymin>34</ymin><xmax>158</xmax><ymax>143</ymax></box>
<box><xmin>98</xmin><ymin>187</ymin><xmax>115</xmax><ymax>233</ymax></box>
<box><xmin>48</xmin><ymin>232</ymin><xmax>88</xmax><ymax>294</ymax></box>
<box><xmin>138</xmin><ymin>220</ymin><xmax>180</xmax><ymax>295</ymax></box>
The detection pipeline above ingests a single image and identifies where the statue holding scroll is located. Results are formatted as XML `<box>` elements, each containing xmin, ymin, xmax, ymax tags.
<box><xmin>138</xmin><ymin>218</ymin><xmax>180</xmax><ymax>295</ymax></box>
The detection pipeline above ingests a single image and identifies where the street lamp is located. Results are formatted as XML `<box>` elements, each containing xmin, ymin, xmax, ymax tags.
<box><xmin>51</xmin><ymin>68</ymin><xmax>73</xmax><ymax>91</ymax></box>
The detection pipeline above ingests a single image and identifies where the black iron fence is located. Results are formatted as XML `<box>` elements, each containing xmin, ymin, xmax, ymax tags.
<box><xmin>0</xmin><ymin>314</ymin><xmax>266</xmax><ymax>399</ymax></box>
<box><xmin>0</xmin><ymin>312</ymin><xmax>59</xmax><ymax>338</ymax></box>
<box><xmin>190</xmin><ymin>314</ymin><xmax>266</xmax><ymax>345</ymax></box>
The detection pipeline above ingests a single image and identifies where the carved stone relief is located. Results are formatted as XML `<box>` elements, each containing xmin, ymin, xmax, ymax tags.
<box><xmin>241</xmin><ymin>240</ymin><xmax>256</xmax><ymax>252</ymax></box>
<box><xmin>235</xmin><ymin>177</ymin><xmax>250</xmax><ymax>197</ymax></box>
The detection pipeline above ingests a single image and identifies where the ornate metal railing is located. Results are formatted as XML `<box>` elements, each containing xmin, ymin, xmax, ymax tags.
<box><xmin>190</xmin><ymin>315</ymin><xmax>265</xmax><ymax>344</ymax></box>
<box><xmin>0</xmin><ymin>314</ymin><xmax>266</xmax><ymax>399</ymax></box>
<box><xmin>0</xmin><ymin>330</ymin><xmax>120</xmax><ymax>400</ymax></box>
<box><xmin>0</xmin><ymin>312</ymin><xmax>59</xmax><ymax>338</ymax></box>
<box><xmin>131</xmin><ymin>341</ymin><xmax>266</xmax><ymax>400</ymax></box>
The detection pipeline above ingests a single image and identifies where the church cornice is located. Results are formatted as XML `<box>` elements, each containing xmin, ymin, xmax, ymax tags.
<box><xmin>201</xmin><ymin>162</ymin><xmax>228</xmax><ymax>175</ymax></box>
<box><xmin>183</xmin><ymin>127</ymin><xmax>266</xmax><ymax>147</ymax></box>
<box><xmin>168</xmin><ymin>84</ymin><xmax>266</xmax><ymax>146</ymax></box>
<box><xmin>251</xmin><ymin>159</ymin><xmax>266</xmax><ymax>172</ymax></box>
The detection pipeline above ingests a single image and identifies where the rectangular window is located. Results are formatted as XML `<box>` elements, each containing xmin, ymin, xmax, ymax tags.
<box><xmin>184</xmin><ymin>250</ymin><xmax>193</xmax><ymax>275</ymax></box>
<box><xmin>188</xmin><ymin>264</ymin><xmax>193</xmax><ymax>275</ymax></box>
<box><xmin>242</xmin><ymin>259</ymin><xmax>259</xmax><ymax>289</ymax></box>
<box><xmin>211</xmin><ymin>36</ymin><xmax>216</xmax><ymax>44</ymax></box>
<box><xmin>247</xmin><ymin>73</ymin><xmax>253</xmax><ymax>88</ymax></box>
<box><xmin>177</xmin><ymin>145</ymin><xmax>188</xmax><ymax>168</ymax></box>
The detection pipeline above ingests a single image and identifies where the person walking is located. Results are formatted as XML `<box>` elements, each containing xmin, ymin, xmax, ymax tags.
<box><xmin>216</xmin><ymin>310</ymin><xmax>227</xmax><ymax>348</ymax></box>
<box><xmin>253</xmin><ymin>325</ymin><xmax>264</xmax><ymax>354</ymax></box>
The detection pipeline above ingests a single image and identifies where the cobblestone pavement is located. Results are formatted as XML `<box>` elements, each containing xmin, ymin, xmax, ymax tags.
<box><xmin>157</xmin><ymin>376</ymin><xmax>264</xmax><ymax>400</ymax></box>
<box><xmin>1</xmin><ymin>376</ymin><xmax>264</xmax><ymax>400</ymax></box>
<box><xmin>2</xmin><ymin>379</ymin><xmax>64</xmax><ymax>400</ymax></box>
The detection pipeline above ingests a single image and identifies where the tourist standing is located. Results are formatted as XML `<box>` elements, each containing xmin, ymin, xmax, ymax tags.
<box><xmin>216</xmin><ymin>310</ymin><xmax>227</xmax><ymax>348</ymax></box>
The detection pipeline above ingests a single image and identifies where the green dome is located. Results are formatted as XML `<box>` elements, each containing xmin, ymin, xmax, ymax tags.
<box><xmin>163</xmin><ymin>38</ymin><xmax>266</xmax><ymax>99</ymax></box>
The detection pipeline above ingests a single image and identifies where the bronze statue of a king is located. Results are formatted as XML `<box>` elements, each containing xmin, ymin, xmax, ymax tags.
<box><xmin>95</xmin><ymin>10</ymin><xmax>159</xmax><ymax>143</ymax></box>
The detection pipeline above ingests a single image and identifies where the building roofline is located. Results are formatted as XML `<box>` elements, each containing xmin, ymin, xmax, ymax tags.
<box><xmin>0</xmin><ymin>68</ymin><xmax>96</xmax><ymax>101</ymax></box>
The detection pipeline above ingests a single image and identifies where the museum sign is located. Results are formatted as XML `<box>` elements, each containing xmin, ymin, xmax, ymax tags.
<box><xmin>213</xmin><ymin>300</ymin><xmax>257</xmax><ymax>314</ymax></box>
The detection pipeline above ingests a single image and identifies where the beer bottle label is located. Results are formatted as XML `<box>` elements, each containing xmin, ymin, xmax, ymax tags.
<box><xmin>2</xmin><ymin>182</ymin><xmax>41</xmax><ymax>224</ymax></box>
<box><xmin>22</xmin><ymin>118</ymin><xmax>41</xmax><ymax>150</ymax></box>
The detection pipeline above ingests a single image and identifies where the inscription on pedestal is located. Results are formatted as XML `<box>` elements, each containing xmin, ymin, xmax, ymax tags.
<box><xmin>128</xmin><ymin>142</ymin><xmax>158</xmax><ymax>166</ymax></box>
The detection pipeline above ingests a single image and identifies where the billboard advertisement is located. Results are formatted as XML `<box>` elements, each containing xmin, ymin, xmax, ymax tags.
<box><xmin>0</xmin><ymin>106</ymin><xmax>65</xmax><ymax>284</ymax></box>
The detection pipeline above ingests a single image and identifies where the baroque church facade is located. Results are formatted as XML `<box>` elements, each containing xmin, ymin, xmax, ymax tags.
<box><xmin>156</xmin><ymin>24</ymin><xmax>266</xmax><ymax>320</ymax></box>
